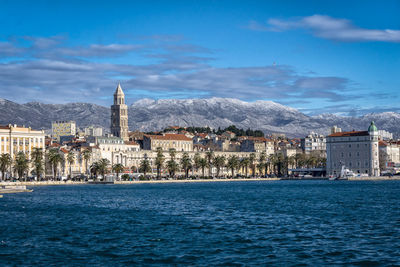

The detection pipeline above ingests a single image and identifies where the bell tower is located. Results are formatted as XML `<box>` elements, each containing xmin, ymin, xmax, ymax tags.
<box><xmin>110</xmin><ymin>83</ymin><xmax>129</xmax><ymax>141</ymax></box>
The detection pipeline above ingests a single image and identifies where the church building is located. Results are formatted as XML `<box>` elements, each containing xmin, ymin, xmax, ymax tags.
<box><xmin>110</xmin><ymin>83</ymin><xmax>129</xmax><ymax>141</ymax></box>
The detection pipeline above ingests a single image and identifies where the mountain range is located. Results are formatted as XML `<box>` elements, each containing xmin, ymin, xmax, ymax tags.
<box><xmin>0</xmin><ymin>97</ymin><xmax>399</xmax><ymax>137</ymax></box>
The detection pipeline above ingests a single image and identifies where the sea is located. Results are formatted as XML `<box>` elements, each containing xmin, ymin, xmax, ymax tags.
<box><xmin>1</xmin><ymin>180</ymin><xmax>399</xmax><ymax>266</ymax></box>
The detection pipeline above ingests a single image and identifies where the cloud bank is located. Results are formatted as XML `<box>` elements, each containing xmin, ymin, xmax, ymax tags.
<box><xmin>247</xmin><ymin>15</ymin><xmax>400</xmax><ymax>42</ymax></box>
<box><xmin>0</xmin><ymin>34</ymin><xmax>362</xmax><ymax>113</ymax></box>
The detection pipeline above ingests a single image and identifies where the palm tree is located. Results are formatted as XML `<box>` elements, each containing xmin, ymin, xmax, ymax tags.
<box><xmin>155</xmin><ymin>147</ymin><xmax>165</xmax><ymax>179</ymax></box>
<box><xmin>0</xmin><ymin>153</ymin><xmax>12</xmax><ymax>181</ymax></box>
<box><xmin>31</xmin><ymin>148</ymin><xmax>44</xmax><ymax>181</ymax></box>
<box><xmin>166</xmin><ymin>159</ymin><xmax>179</xmax><ymax>178</ymax></box>
<box><xmin>198</xmin><ymin>157</ymin><xmax>208</xmax><ymax>178</ymax></box>
<box><xmin>90</xmin><ymin>161</ymin><xmax>99</xmax><ymax>180</ymax></box>
<box><xmin>82</xmin><ymin>149</ymin><xmax>92</xmax><ymax>176</ymax></box>
<box><xmin>97</xmin><ymin>158</ymin><xmax>110</xmax><ymax>181</ymax></box>
<box><xmin>66</xmin><ymin>150</ymin><xmax>75</xmax><ymax>180</ymax></box>
<box><xmin>166</xmin><ymin>148</ymin><xmax>178</xmax><ymax>178</ymax></box>
<box><xmin>249</xmin><ymin>153</ymin><xmax>256</xmax><ymax>177</ymax></box>
<box><xmin>213</xmin><ymin>155</ymin><xmax>226</xmax><ymax>177</ymax></box>
<box><xmin>287</xmin><ymin>155</ymin><xmax>296</xmax><ymax>176</ymax></box>
<box><xmin>205</xmin><ymin>150</ymin><xmax>214</xmax><ymax>177</ymax></box>
<box><xmin>139</xmin><ymin>158</ymin><xmax>152</xmax><ymax>179</ymax></box>
<box><xmin>275</xmin><ymin>154</ymin><xmax>285</xmax><ymax>177</ymax></box>
<box><xmin>227</xmin><ymin>155</ymin><xmax>239</xmax><ymax>178</ymax></box>
<box><xmin>180</xmin><ymin>152</ymin><xmax>192</xmax><ymax>178</ymax></box>
<box><xmin>131</xmin><ymin>165</ymin><xmax>137</xmax><ymax>173</ymax></box>
<box><xmin>14</xmin><ymin>152</ymin><xmax>29</xmax><ymax>181</ymax></box>
<box><xmin>240</xmin><ymin>157</ymin><xmax>250</xmax><ymax>177</ymax></box>
<box><xmin>112</xmin><ymin>163</ymin><xmax>124</xmax><ymax>181</ymax></box>
<box><xmin>259</xmin><ymin>152</ymin><xmax>267</xmax><ymax>177</ymax></box>
<box><xmin>169</xmin><ymin>148</ymin><xmax>176</xmax><ymax>160</ymax></box>
<box><xmin>48</xmin><ymin>148</ymin><xmax>63</xmax><ymax>180</ymax></box>
<box><xmin>193</xmin><ymin>152</ymin><xmax>201</xmax><ymax>175</ymax></box>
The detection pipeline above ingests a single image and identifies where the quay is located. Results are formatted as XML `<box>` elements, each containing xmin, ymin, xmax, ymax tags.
<box><xmin>0</xmin><ymin>185</ymin><xmax>33</xmax><ymax>194</ymax></box>
<box><xmin>0</xmin><ymin>176</ymin><xmax>399</xmax><ymax>190</ymax></box>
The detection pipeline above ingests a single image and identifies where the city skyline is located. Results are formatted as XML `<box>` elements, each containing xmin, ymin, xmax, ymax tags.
<box><xmin>0</xmin><ymin>0</ymin><xmax>399</xmax><ymax>116</ymax></box>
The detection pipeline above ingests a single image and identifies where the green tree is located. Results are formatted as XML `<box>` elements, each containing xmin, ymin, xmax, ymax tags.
<box><xmin>155</xmin><ymin>147</ymin><xmax>165</xmax><ymax>179</ymax></box>
<box><xmin>31</xmin><ymin>148</ymin><xmax>44</xmax><ymax>181</ymax></box>
<box><xmin>205</xmin><ymin>150</ymin><xmax>214</xmax><ymax>177</ymax></box>
<box><xmin>82</xmin><ymin>149</ymin><xmax>92</xmax><ymax>176</ymax></box>
<box><xmin>169</xmin><ymin>148</ymin><xmax>176</xmax><ymax>160</ymax></box>
<box><xmin>240</xmin><ymin>157</ymin><xmax>250</xmax><ymax>177</ymax></box>
<box><xmin>97</xmin><ymin>158</ymin><xmax>110</xmax><ymax>180</ymax></box>
<box><xmin>193</xmin><ymin>152</ymin><xmax>202</xmax><ymax>174</ymax></box>
<box><xmin>213</xmin><ymin>155</ymin><xmax>226</xmax><ymax>177</ymax></box>
<box><xmin>48</xmin><ymin>148</ymin><xmax>63</xmax><ymax>180</ymax></box>
<box><xmin>180</xmin><ymin>152</ymin><xmax>192</xmax><ymax>178</ymax></box>
<box><xmin>287</xmin><ymin>155</ymin><xmax>296</xmax><ymax>175</ymax></box>
<box><xmin>139</xmin><ymin>158</ymin><xmax>152</xmax><ymax>179</ymax></box>
<box><xmin>131</xmin><ymin>165</ymin><xmax>137</xmax><ymax>173</ymax></box>
<box><xmin>66</xmin><ymin>150</ymin><xmax>75</xmax><ymax>180</ymax></box>
<box><xmin>121</xmin><ymin>174</ymin><xmax>130</xmax><ymax>181</ymax></box>
<box><xmin>198</xmin><ymin>157</ymin><xmax>208</xmax><ymax>178</ymax></box>
<box><xmin>227</xmin><ymin>155</ymin><xmax>239</xmax><ymax>178</ymax></box>
<box><xmin>14</xmin><ymin>152</ymin><xmax>29</xmax><ymax>181</ymax></box>
<box><xmin>0</xmin><ymin>153</ymin><xmax>12</xmax><ymax>181</ymax></box>
<box><xmin>249</xmin><ymin>153</ymin><xmax>256</xmax><ymax>177</ymax></box>
<box><xmin>112</xmin><ymin>163</ymin><xmax>124</xmax><ymax>181</ymax></box>
<box><xmin>166</xmin><ymin>159</ymin><xmax>179</xmax><ymax>178</ymax></box>
<box><xmin>259</xmin><ymin>152</ymin><xmax>267</xmax><ymax>177</ymax></box>
<box><xmin>166</xmin><ymin>148</ymin><xmax>178</xmax><ymax>178</ymax></box>
<box><xmin>90</xmin><ymin>161</ymin><xmax>99</xmax><ymax>180</ymax></box>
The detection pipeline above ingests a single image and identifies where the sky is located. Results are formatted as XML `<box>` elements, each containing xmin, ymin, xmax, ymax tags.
<box><xmin>0</xmin><ymin>0</ymin><xmax>399</xmax><ymax>115</ymax></box>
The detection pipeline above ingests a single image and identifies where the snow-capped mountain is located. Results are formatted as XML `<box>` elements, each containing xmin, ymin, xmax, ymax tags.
<box><xmin>0</xmin><ymin>97</ymin><xmax>399</xmax><ymax>137</ymax></box>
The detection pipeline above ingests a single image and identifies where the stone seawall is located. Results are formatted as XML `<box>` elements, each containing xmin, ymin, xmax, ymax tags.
<box><xmin>348</xmin><ymin>176</ymin><xmax>400</xmax><ymax>181</ymax></box>
<box><xmin>0</xmin><ymin>181</ymin><xmax>87</xmax><ymax>187</ymax></box>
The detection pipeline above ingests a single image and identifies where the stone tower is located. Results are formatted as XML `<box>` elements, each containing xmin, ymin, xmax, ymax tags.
<box><xmin>111</xmin><ymin>83</ymin><xmax>129</xmax><ymax>141</ymax></box>
<box><xmin>368</xmin><ymin>121</ymin><xmax>380</xmax><ymax>176</ymax></box>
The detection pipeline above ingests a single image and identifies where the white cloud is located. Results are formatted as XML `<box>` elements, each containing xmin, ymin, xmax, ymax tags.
<box><xmin>0</xmin><ymin>35</ymin><xmax>356</xmax><ymax>106</ymax></box>
<box><xmin>248</xmin><ymin>15</ymin><xmax>400</xmax><ymax>42</ymax></box>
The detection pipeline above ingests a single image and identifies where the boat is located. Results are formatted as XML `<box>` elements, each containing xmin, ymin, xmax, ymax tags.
<box><xmin>330</xmin><ymin>165</ymin><xmax>355</xmax><ymax>180</ymax></box>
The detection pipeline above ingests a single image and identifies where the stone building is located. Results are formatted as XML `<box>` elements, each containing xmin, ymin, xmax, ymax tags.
<box><xmin>84</xmin><ymin>126</ymin><xmax>103</xmax><ymax>137</ymax></box>
<box><xmin>52</xmin><ymin>120</ymin><xmax>76</xmax><ymax>141</ymax></box>
<box><xmin>110</xmin><ymin>83</ymin><xmax>129</xmax><ymax>141</ymax></box>
<box><xmin>143</xmin><ymin>134</ymin><xmax>193</xmax><ymax>152</ymax></box>
<box><xmin>301</xmin><ymin>132</ymin><xmax>326</xmax><ymax>156</ymax></box>
<box><xmin>0</xmin><ymin>124</ymin><xmax>45</xmax><ymax>159</ymax></box>
<box><xmin>326</xmin><ymin>122</ymin><xmax>380</xmax><ymax>176</ymax></box>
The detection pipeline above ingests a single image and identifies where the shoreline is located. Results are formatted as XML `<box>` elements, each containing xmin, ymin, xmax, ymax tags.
<box><xmin>0</xmin><ymin>176</ymin><xmax>399</xmax><ymax>187</ymax></box>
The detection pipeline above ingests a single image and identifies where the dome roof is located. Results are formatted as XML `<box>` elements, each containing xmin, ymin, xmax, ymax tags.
<box><xmin>368</xmin><ymin>121</ymin><xmax>378</xmax><ymax>132</ymax></box>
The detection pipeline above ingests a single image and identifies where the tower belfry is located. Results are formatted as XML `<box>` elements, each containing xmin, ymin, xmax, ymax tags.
<box><xmin>111</xmin><ymin>83</ymin><xmax>129</xmax><ymax>141</ymax></box>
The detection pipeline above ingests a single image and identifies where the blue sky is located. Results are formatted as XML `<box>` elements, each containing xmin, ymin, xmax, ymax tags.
<box><xmin>0</xmin><ymin>0</ymin><xmax>399</xmax><ymax>115</ymax></box>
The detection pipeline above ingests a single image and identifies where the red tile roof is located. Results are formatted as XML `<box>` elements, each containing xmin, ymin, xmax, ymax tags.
<box><xmin>145</xmin><ymin>134</ymin><xmax>192</xmax><ymax>141</ymax></box>
<box><xmin>379</xmin><ymin>140</ymin><xmax>388</xmax><ymax>147</ymax></box>
<box><xmin>196</xmin><ymin>133</ymin><xmax>208</xmax><ymax>138</ymax></box>
<box><xmin>125</xmin><ymin>141</ymin><xmax>139</xmax><ymax>146</ymax></box>
<box><xmin>329</xmin><ymin>131</ymin><xmax>369</xmax><ymax>137</ymax></box>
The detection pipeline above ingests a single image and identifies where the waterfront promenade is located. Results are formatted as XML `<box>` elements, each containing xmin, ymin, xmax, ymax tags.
<box><xmin>0</xmin><ymin>176</ymin><xmax>399</xmax><ymax>187</ymax></box>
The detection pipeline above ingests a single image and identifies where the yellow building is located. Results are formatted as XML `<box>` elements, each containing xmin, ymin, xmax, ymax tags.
<box><xmin>0</xmin><ymin>124</ymin><xmax>45</xmax><ymax>159</ymax></box>
<box><xmin>52</xmin><ymin>120</ymin><xmax>76</xmax><ymax>141</ymax></box>
<box><xmin>143</xmin><ymin>134</ymin><xmax>193</xmax><ymax>152</ymax></box>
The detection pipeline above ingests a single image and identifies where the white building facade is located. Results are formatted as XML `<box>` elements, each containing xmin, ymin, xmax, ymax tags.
<box><xmin>326</xmin><ymin>122</ymin><xmax>380</xmax><ymax>176</ymax></box>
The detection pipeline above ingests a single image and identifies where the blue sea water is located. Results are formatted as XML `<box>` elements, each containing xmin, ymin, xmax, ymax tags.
<box><xmin>1</xmin><ymin>180</ymin><xmax>400</xmax><ymax>266</ymax></box>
